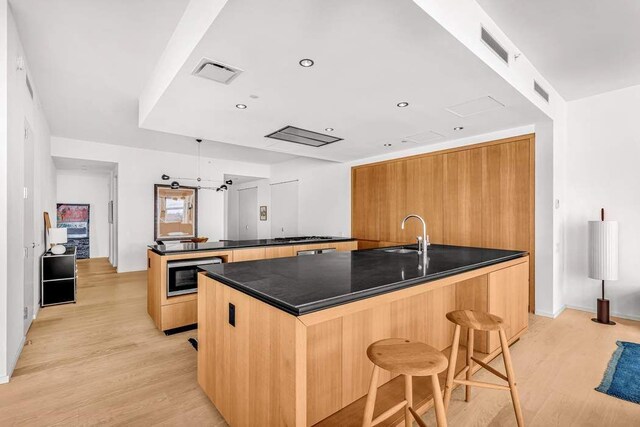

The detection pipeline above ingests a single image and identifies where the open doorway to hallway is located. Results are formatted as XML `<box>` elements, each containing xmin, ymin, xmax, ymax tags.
<box><xmin>52</xmin><ymin>157</ymin><xmax>118</xmax><ymax>267</ymax></box>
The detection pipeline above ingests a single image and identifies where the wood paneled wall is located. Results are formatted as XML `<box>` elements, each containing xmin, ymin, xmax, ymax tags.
<box><xmin>352</xmin><ymin>134</ymin><xmax>535</xmax><ymax>311</ymax></box>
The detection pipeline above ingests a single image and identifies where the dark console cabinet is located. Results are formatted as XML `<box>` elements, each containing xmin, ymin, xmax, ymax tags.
<box><xmin>41</xmin><ymin>247</ymin><xmax>77</xmax><ymax>306</ymax></box>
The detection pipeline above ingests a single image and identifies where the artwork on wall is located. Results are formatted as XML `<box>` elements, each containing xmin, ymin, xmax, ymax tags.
<box><xmin>154</xmin><ymin>184</ymin><xmax>198</xmax><ymax>241</ymax></box>
<box><xmin>57</xmin><ymin>203</ymin><xmax>90</xmax><ymax>259</ymax></box>
<box><xmin>260</xmin><ymin>206</ymin><xmax>268</xmax><ymax>221</ymax></box>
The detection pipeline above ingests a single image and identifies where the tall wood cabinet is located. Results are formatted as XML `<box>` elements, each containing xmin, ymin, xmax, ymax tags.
<box><xmin>351</xmin><ymin>134</ymin><xmax>535</xmax><ymax>311</ymax></box>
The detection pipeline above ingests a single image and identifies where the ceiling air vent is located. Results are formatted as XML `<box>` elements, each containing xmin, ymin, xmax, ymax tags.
<box><xmin>404</xmin><ymin>131</ymin><xmax>445</xmax><ymax>144</ymax></box>
<box><xmin>534</xmin><ymin>80</ymin><xmax>550</xmax><ymax>103</ymax></box>
<box><xmin>445</xmin><ymin>96</ymin><xmax>505</xmax><ymax>118</ymax></box>
<box><xmin>481</xmin><ymin>26</ymin><xmax>509</xmax><ymax>64</ymax></box>
<box><xmin>192</xmin><ymin>58</ymin><xmax>243</xmax><ymax>84</ymax></box>
<box><xmin>265</xmin><ymin>126</ymin><xmax>342</xmax><ymax>147</ymax></box>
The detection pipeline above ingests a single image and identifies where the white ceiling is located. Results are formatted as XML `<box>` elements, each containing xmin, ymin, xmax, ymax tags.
<box><xmin>140</xmin><ymin>0</ymin><xmax>547</xmax><ymax>162</ymax></box>
<box><xmin>478</xmin><ymin>0</ymin><xmax>640</xmax><ymax>101</ymax></box>
<box><xmin>10</xmin><ymin>0</ymin><xmax>298</xmax><ymax>164</ymax></box>
<box><xmin>53</xmin><ymin>156</ymin><xmax>116</xmax><ymax>174</ymax></box>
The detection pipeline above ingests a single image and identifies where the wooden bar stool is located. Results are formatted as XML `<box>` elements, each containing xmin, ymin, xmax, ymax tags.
<box><xmin>362</xmin><ymin>338</ymin><xmax>449</xmax><ymax>427</ymax></box>
<box><xmin>443</xmin><ymin>310</ymin><xmax>524</xmax><ymax>427</ymax></box>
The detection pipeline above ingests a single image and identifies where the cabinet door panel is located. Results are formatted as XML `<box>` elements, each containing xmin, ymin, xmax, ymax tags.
<box><xmin>443</xmin><ymin>149</ymin><xmax>483</xmax><ymax>247</ymax></box>
<box><xmin>402</xmin><ymin>155</ymin><xmax>444</xmax><ymax>244</ymax></box>
<box><xmin>488</xmin><ymin>260</ymin><xmax>529</xmax><ymax>352</ymax></box>
<box><xmin>481</xmin><ymin>140</ymin><xmax>531</xmax><ymax>251</ymax></box>
<box><xmin>351</xmin><ymin>166</ymin><xmax>381</xmax><ymax>241</ymax></box>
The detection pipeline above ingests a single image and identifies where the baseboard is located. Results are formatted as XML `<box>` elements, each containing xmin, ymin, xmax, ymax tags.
<box><xmin>565</xmin><ymin>304</ymin><xmax>640</xmax><ymax>322</ymax></box>
<box><xmin>2</xmin><ymin>335</ymin><xmax>27</xmax><ymax>384</ymax></box>
<box><xmin>535</xmin><ymin>305</ymin><xmax>566</xmax><ymax>319</ymax></box>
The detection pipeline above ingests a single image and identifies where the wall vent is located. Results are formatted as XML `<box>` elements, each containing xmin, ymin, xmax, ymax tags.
<box><xmin>192</xmin><ymin>58</ymin><xmax>243</xmax><ymax>85</ymax></box>
<box><xmin>25</xmin><ymin>74</ymin><xmax>33</xmax><ymax>99</ymax></box>
<box><xmin>534</xmin><ymin>80</ymin><xmax>550</xmax><ymax>103</ymax></box>
<box><xmin>481</xmin><ymin>27</ymin><xmax>509</xmax><ymax>64</ymax></box>
<box><xmin>265</xmin><ymin>126</ymin><xmax>342</xmax><ymax>147</ymax></box>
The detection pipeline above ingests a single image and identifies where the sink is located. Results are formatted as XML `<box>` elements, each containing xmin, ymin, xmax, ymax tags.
<box><xmin>380</xmin><ymin>248</ymin><xmax>419</xmax><ymax>254</ymax></box>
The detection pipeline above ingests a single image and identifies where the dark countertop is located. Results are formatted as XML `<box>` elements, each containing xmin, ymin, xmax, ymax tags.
<box><xmin>200</xmin><ymin>244</ymin><xmax>527</xmax><ymax>316</ymax></box>
<box><xmin>148</xmin><ymin>237</ymin><xmax>356</xmax><ymax>255</ymax></box>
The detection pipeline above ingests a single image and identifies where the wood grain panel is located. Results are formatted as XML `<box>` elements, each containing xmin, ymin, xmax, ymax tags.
<box><xmin>264</xmin><ymin>245</ymin><xmax>295</xmax><ymax>259</ymax></box>
<box><xmin>197</xmin><ymin>276</ymin><xmax>301</xmax><ymax>426</ymax></box>
<box><xmin>232</xmin><ymin>247</ymin><xmax>267</xmax><ymax>262</ymax></box>
<box><xmin>352</xmin><ymin>166</ymin><xmax>383</xmax><ymax>241</ymax></box>
<box><xmin>161</xmin><ymin>300</ymin><xmax>197</xmax><ymax>330</ymax></box>
<box><xmin>351</xmin><ymin>134</ymin><xmax>535</xmax><ymax>312</ymax></box>
<box><xmin>403</xmin><ymin>154</ymin><xmax>444</xmax><ymax>244</ymax></box>
<box><xmin>341</xmin><ymin>305</ymin><xmax>392</xmax><ymax>407</ymax></box>
<box><xmin>455</xmin><ymin>275</ymin><xmax>489</xmax><ymax>353</ymax></box>
<box><xmin>307</xmin><ymin>318</ymin><xmax>343</xmax><ymax>425</ymax></box>
<box><xmin>443</xmin><ymin>149</ymin><xmax>483</xmax><ymax>246</ymax></box>
<box><xmin>487</xmin><ymin>260</ymin><xmax>529</xmax><ymax>352</ymax></box>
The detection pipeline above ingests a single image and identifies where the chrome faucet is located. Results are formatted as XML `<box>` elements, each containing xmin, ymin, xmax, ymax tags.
<box><xmin>401</xmin><ymin>214</ymin><xmax>428</xmax><ymax>262</ymax></box>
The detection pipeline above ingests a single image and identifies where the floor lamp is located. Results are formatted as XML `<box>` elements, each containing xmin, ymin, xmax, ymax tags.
<box><xmin>588</xmin><ymin>208</ymin><xmax>618</xmax><ymax>325</ymax></box>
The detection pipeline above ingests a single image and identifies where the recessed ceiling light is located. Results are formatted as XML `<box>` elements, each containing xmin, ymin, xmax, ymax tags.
<box><xmin>384</xmin><ymin>143</ymin><xmax>392</xmax><ymax>147</ymax></box>
<box><xmin>325</xmin><ymin>127</ymin><xmax>334</xmax><ymax>132</ymax></box>
<box><xmin>397</xmin><ymin>102</ymin><xmax>409</xmax><ymax>108</ymax></box>
<box><xmin>299</xmin><ymin>59</ymin><xmax>314</xmax><ymax>67</ymax></box>
<box><xmin>454</xmin><ymin>126</ymin><xmax>464</xmax><ymax>131</ymax></box>
<box><xmin>236</xmin><ymin>104</ymin><xmax>247</xmax><ymax>109</ymax></box>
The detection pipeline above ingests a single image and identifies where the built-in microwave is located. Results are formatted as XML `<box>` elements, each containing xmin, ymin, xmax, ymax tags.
<box><xmin>166</xmin><ymin>257</ymin><xmax>221</xmax><ymax>297</ymax></box>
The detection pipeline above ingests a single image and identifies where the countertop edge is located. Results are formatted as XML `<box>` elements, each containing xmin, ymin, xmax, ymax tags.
<box><xmin>148</xmin><ymin>238</ymin><xmax>357</xmax><ymax>255</ymax></box>
<box><xmin>202</xmin><ymin>251</ymin><xmax>527</xmax><ymax>316</ymax></box>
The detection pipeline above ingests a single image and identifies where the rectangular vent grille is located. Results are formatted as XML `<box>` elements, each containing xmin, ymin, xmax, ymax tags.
<box><xmin>25</xmin><ymin>75</ymin><xmax>33</xmax><ymax>99</ymax></box>
<box><xmin>481</xmin><ymin>27</ymin><xmax>509</xmax><ymax>64</ymax></box>
<box><xmin>192</xmin><ymin>58</ymin><xmax>242</xmax><ymax>85</ymax></box>
<box><xmin>265</xmin><ymin>126</ymin><xmax>342</xmax><ymax>147</ymax></box>
<box><xmin>534</xmin><ymin>80</ymin><xmax>550</xmax><ymax>102</ymax></box>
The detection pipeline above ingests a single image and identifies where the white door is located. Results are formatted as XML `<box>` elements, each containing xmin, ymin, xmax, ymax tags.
<box><xmin>271</xmin><ymin>180</ymin><xmax>299</xmax><ymax>238</ymax></box>
<box><xmin>238</xmin><ymin>187</ymin><xmax>258</xmax><ymax>240</ymax></box>
<box><xmin>23</xmin><ymin>120</ymin><xmax>35</xmax><ymax>332</ymax></box>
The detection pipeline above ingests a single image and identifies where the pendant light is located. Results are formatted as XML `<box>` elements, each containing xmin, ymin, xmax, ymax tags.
<box><xmin>161</xmin><ymin>139</ymin><xmax>233</xmax><ymax>191</ymax></box>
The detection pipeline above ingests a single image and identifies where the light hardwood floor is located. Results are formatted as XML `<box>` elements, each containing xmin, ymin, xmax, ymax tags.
<box><xmin>1</xmin><ymin>258</ymin><xmax>639</xmax><ymax>426</ymax></box>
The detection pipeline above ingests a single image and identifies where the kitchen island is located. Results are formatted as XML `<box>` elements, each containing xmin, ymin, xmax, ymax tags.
<box><xmin>197</xmin><ymin>245</ymin><xmax>529</xmax><ymax>426</ymax></box>
<box><xmin>147</xmin><ymin>237</ymin><xmax>357</xmax><ymax>331</ymax></box>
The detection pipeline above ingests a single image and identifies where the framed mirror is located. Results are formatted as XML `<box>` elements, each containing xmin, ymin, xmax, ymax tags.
<box><xmin>154</xmin><ymin>184</ymin><xmax>198</xmax><ymax>241</ymax></box>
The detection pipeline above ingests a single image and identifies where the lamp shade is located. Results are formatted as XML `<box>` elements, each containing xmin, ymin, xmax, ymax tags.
<box><xmin>49</xmin><ymin>227</ymin><xmax>68</xmax><ymax>245</ymax></box>
<box><xmin>588</xmin><ymin>221</ymin><xmax>618</xmax><ymax>281</ymax></box>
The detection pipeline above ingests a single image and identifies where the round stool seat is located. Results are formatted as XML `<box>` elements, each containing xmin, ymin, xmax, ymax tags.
<box><xmin>446</xmin><ymin>309</ymin><xmax>503</xmax><ymax>331</ymax></box>
<box><xmin>367</xmin><ymin>338</ymin><xmax>448</xmax><ymax>376</ymax></box>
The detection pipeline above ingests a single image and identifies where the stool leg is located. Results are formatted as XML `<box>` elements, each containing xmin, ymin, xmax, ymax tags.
<box><xmin>499</xmin><ymin>329</ymin><xmax>524</xmax><ymax>427</ymax></box>
<box><xmin>431</xmin><ymin>374</ymin><xmax>448</xmax><ymax>427</ymax></box>
<box><xmin>466</xmin><ymin>328</ymin><xmax>474</xmax><ymax>402</ymax></box>
<box><xmin>443</xmin><ymin>324</ymin><xmax>461</xmax><ymax>411</ymax></box>
<box><xmin>362</xmin><ymin>365</ymin><xmax>380</xmax><ymax>427</ymax></box>
<box><xmin>404</xmin><ymin>374</ymin><xmax>413</xmax><ymax>427</ymax></box>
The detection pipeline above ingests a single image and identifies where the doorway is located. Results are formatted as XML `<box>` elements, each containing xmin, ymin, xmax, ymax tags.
<box><xmin>238</xmin><ymin>187</ymin><xmax>258</xmax><ymax>240</ymax></box>
<box><xmin>23</xmin><ymin>120</ymin><xmax>34</xmax><ymax>333</ymax></box>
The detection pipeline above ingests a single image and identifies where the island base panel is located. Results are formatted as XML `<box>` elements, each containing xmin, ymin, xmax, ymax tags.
<box><xmin>198</xmin><ymin>257</ymin><xmax>528</xmax><ymax>427</ymax></box>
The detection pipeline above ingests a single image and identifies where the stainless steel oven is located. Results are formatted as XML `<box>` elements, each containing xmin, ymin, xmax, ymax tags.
<box><xmin>297</xmin><ymin>248</ymin><xmax>336</xmax><ymax>256</ymax></box>
<box><xmin>166</xmin><ymin>257</ymin><xmax>221</xmax><ymax>297</ymax></box>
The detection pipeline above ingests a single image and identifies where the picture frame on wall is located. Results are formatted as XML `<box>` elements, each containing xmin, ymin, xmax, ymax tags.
<box><xmin>260</xmin><ymin>205</ymin><xmax>267</xmax><ymax>221</ymax></box>
<box><xmin>154</xmin><ymin>184</ymin><xmax>198</xmax><ymax>241</ymax></box>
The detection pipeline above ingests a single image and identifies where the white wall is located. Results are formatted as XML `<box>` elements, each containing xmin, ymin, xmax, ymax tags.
<box><xmin>51</xmin><ymin>137</ymin><xmax>270</xmax><ymax>272</ymax></box>
<box><xmin>56</xmin><ymin>170</ymin><xmax>111</xmax><ymax>258</ymax></box>
<box><xmin>564</xmin><ymin>85</ymin><xmax>640</xmax><ymax>320</ymax></box>
<box><xmin>0</xmin><ymin>0</ymin><xmax>9</xmax><ymax>384</ymax></box>
<box><xmin>1</xmin><ymin>4</ymin><xmax>56</xmax><ymax>383</ymax></box>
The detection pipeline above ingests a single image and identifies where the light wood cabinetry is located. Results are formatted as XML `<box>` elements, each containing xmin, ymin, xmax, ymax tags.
<box><xmin>198</xmin><ymin>256</ymin><xmax>529</xmax><ymax>426</ymax></box>
<box><xmin>147</xmin><ymin>241</ymin><xmax>357</xmax><ymax>331</ymax></box>
<box><xmin>351</xmin><ymin>134</ymin><xmax>535</xmax><ymax>311</ymax></box>
<box><xmin>232</xmin><ymin>247</ymin><xmax>266</xmax><ymax>262</ymax></box>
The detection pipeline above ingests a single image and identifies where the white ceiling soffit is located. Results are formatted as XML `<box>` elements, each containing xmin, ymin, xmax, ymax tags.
<box><xmin>140</xmin><ymin>0</ymin><xmax>547</xmax><ymax>162</ymax></box>
<box><xmin>477</xmin><ymin>0</ymin><xmax>640</xmax><ymax>101</ymax></box>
